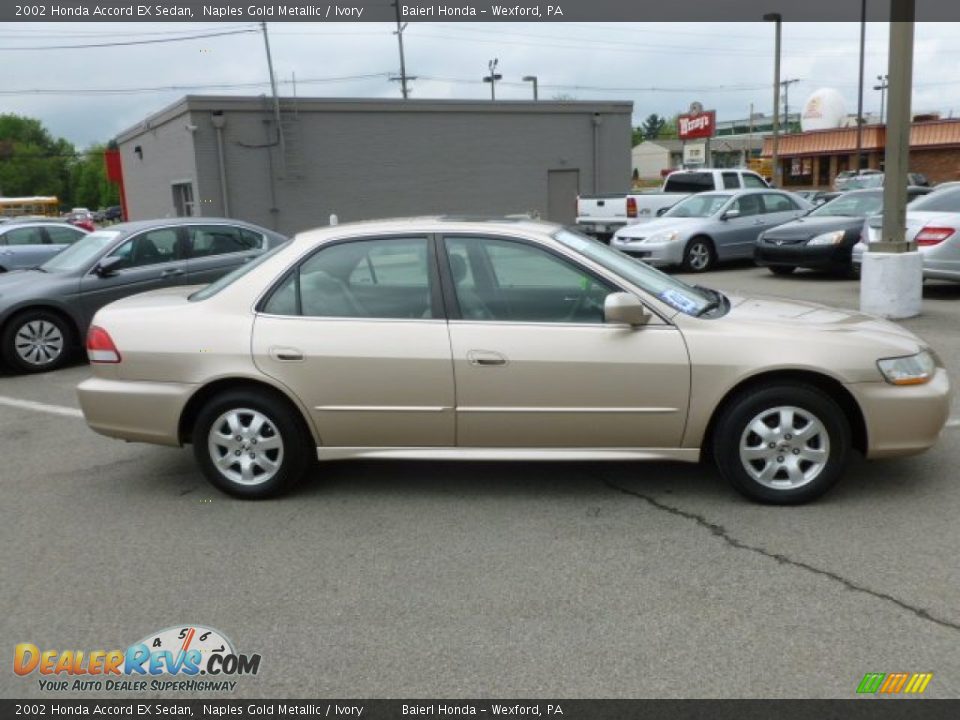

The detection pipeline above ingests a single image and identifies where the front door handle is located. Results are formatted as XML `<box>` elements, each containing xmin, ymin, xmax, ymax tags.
<box><xmin>269</xmin><ymin>346</ymin><xmax>303</xmax><ymax>362</ymax></box>
<box><xmin>161</xmin><ymin>267</ymin><xmax>184</xmax><ymax>277</ymax></box>
<box><xmin>467</xmin><ymin>349</ymin><xmax>507</xmax><ymax>367</ymax></box>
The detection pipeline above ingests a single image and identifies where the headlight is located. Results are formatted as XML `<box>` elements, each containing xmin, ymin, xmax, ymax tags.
<box><xmin>646</xmin><ymin>230</ymin><xmax>680</xmax><ymax>243</ymax></box>
<box><xmin>877</xmin><ymin>350</ymin><xmax>936</xmax><ymax>385</ymax></box>
<box><xmin>807</xmin><ymin>230</ymin><xmax>846</xmax><ymax>246</ymax></box>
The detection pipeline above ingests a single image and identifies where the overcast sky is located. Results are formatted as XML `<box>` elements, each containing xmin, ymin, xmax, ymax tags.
<box><xmin>3</xmin><ymin>21</ymin><xmax>960</xmax><ymax>148</ymax></box>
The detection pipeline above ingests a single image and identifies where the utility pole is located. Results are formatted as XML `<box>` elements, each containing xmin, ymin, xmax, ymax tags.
<box><xmin>483</xmin><ymin>59</ymin><xmax>502</xmax><ymax>100</ymax></box>
<box><xmin>874</xmin><ymin>74</ymin><xmax>890</xmax><ymax>124</ymax></box>
<box><xmin>856</xmin><ymin>0</ymin><xmax>867</xmax><ymax>170</ymax></box>
<box><xmin>391</xmin><ymin>1</ymin><xmax>410</xmax><ymax>99</ymax></box>
<box><xmin>860</xmin><ymin>0</ymin><xmax>920</xmax><ymax>319</ymax></box>
<box><xmin>780</xmin><ymin>78</ymin><xmax>801</xmax><ymax>132</ymax></box>
<box><xmin>260</xmin><ymin>22</ymin><xmax>285</xmax><ymax>166</ymax></box>
<box><xmin>763</xmin><ymin>13</ymin><xmax>782</xmax><ymax>186</ymax></box>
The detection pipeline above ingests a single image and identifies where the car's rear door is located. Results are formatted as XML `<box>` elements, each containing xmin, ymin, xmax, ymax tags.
<box><xmin>440</xmin><ymin>233</ymin><xmax>690</xmax><ymax>448</ymax></box>
<box><xmin>0</xmin><ymin>226</ymin><xmax>50</xmax><ymax>270</ymax></box>
<box><xmin>183</xmin><ymin>224</ymin><xmax>264</xmax><ymax>285</ymax></box>
<box><xmin>252</xmin><ymin>234</ymin><xmax>455</xmax><ymax>448</ymax></box>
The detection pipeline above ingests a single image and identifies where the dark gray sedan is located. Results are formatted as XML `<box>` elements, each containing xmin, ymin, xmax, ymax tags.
<box><xmin>0</xmin><ymin>218</ymin><xmax>287</xmax><ymax>373</ymax></box>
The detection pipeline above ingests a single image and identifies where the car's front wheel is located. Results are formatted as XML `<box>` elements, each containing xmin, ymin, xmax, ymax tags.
<box><xmin>769</xmin><ymin>265</ymin><xmax>796</xmax><ymax>276</ymax></box>
<box><xmin>682</xmin><ymin>237</ymin><xmax>716</xmax><ymax>272</ymax></box>
<box><xmin>192</xmin><ymin>389</ymin><xmax>314</xmax><ymax>499</ymax></box>
<box><xmin>1</xmin><ymin>310</ymin><xmax>73</xmax><ymax>373</ymax></box>
<box><xmin>712</xmin><ymin>383</ymin><xmax>851</xmax><ymax>504</ymax></box>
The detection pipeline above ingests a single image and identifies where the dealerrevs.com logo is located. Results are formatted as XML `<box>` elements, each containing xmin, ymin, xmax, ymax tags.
<box><xmin>14</xmin><ymin>625</ymin><xmax>261</xmax><ymax>693</ymax></box>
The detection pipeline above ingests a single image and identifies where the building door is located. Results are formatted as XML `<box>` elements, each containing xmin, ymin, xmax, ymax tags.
<box><xmin>172</xmin><ymin>182</ymin><xmax>195</xmax><ymax>217</ymax></box>
<box><xmin>547</xmin><ymin>169</ymin><xmax>579</xmax><ymax>226</ymax></box>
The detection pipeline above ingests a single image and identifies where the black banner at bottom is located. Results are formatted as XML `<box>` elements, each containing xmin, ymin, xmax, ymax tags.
<box><xmin>3</xmin><ymin>700</ymin><xmax>960</xmax><ymax>720</ymax></box>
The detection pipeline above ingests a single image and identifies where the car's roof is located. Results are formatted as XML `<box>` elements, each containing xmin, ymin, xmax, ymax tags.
<box><xmin>105</xmin><ymin>217</ymin><xmax>279</xmax><ymax>234</ymax></box>
<box><xmin>0</xmin><ymin>218</ymin><xmax>74</xmax><ymax>228</ymax></box>
<box><xmin>292</xmin><ymin>216</ymin><xmax>563</xmax><ymax>244</ymax></box>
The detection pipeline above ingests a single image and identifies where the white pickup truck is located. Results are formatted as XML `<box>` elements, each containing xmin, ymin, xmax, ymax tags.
<box><xmin>576</xmin><ymin>168</ymin><xmax>771</xmax><ymax>241</ymax></box>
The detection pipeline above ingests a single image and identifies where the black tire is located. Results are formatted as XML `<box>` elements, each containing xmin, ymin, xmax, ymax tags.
<box><xmin>769</xmin><ymin>265</ymin><xmax>796</xmax><ymax>276</ymax></box>
<box><xmin>192</xmin><ymin>388</ymin><xmax>315</xmax><ymax>499</ymax></box>
<box><xmin>682</xmin><ymin>236</ymin><xmax>716</xmax><ymax>272</ymax></box>
<box><xmin>711</xmin><ymin>383</ymin><xmax>851</xmax><ymax>505</ymax></box>
<box><xmin>1</xmin><ymin>310</ymin><xmax>74</xmax><ymax>374</ymax></box>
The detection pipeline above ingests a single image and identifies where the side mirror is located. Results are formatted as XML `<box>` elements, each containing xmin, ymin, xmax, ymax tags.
<box><xmin>604</xmin><ymin>292</ymin><xmax>651</xmax><ymax>327</ymax></box>
<box><xmin>722</xmin><ymin>209</ymin><xmax>741</xmax><ymax>220</ymax></box>
<box><xmin>95</xmin><ymin>255</ymin><xmax>124</xmax><ymax>277</ymax></box>
<box><xmin>656</xmin><ymin>207</ymin><xmax>670</xmax><ymax>217</ymax></box>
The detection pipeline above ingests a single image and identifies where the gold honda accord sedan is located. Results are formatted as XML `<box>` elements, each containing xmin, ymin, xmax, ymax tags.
<box><xmin>77</xmin><ymin>218</ymin><xmax>951</xmax><ymax>504</ymax></box>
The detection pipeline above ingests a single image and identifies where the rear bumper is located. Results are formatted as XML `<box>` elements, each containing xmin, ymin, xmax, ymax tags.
<box><xmin>848</xmin><ymin>368</ymin><xmax>952</xmax><ymax>459</ymax></box>
<box><xmin>576</xmin><ymin>220</ymin><xmax>625</xmax><ymax>239</ymax></box>
<box><xmin>77</xmin><ymin>377</ymin><xmax>197</xmax><ymax>447</ymax></box>
<box><xmin>754</xmin><ymin>243</ymin><xmax>850</xmax><ymax>268</ymax></box>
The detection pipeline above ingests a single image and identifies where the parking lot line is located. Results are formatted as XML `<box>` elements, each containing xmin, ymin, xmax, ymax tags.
<box><xmin>0</xmin><ymin>394</ymin><xmax>83</xmax><ymax>419</ymax></box>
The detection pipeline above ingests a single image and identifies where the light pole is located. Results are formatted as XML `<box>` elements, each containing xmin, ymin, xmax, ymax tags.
<box><xmin>763</xmin><ymin>12</ymin><xmax>782</xmax><ymax>187</ymax></box>
<box><xmin>855</xmin><ymin>0</ymin><xmax>867</xmax><ymax>169</ymax></box>
<box><xmin>523</xmin><ymin>75</ymin><xmax>539</xmax><ymax>100</ymax></box>
<box><xmin>483</xmin><ymin>59</ymin><xmax>502</xmax><ymax>101</ymax></box>
<box><xmin>874</xmin><ymin>74</ymin><xmax>890</xmax><ymax>124</ymax></box>
<box><xmin>390</xmin><ymin>1</ymin><xmax>411</xmax><ymax>99</ymax></box>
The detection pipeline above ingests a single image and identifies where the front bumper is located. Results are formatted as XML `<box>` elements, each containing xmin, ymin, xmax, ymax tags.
<box><xmin>849</xmin><ymin>367</ymin><xmax>952</xmax><ymax>459</ymax></box>
<box><xmin>610</xmin><ymin>238</ymin><xmax>685</xmax><ymax>267</ymax></box>
<box><xmin>77</xmin><ymin>377</ymin><xmax>197</xmax><ymax>447</ymax></box>
<box><xmin>754</xmin><ymin>242</ymin><xmax>851</xmax><ymax>269</ymax></box>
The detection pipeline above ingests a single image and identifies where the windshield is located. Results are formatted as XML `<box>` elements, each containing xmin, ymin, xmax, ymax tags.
<box><xmin>664</xmin><ymin>193</ymin><xmax>730</xmax><ymax>218</ymax></box>
<box><xmin>189</xmin><ymin>240</ymin><xmax>291</xmax><ymax>301</ymax></box>
<box><xmin>554</xmin><ymin>229</ymin><xmax>712</xmax><ymax>316</ymax></box>
<box><xmin>40</xmin><ymin>230</ymin><xmax>120</xmax><ymax>272</ymax></box>
<box><xmin>810</xmin><ymin>191</ymin><xmax>883</xmax><ymax>218</ymax></box>
<box><xmin>845</xmin><ymin>175</ymin><xmax>884</xmax><ymax>190</ymax></box>
<box><xmin>908</xmin><ymin>187</ymin><xmax>960</xmax><ymax>213</ymax></box>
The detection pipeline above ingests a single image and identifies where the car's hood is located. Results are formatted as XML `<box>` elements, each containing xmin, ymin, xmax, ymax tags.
<box><xmin>722</xmin><ymin>293</ymin><xmax>924</xmax><ymax>354</ymax></box>
<box><xmin>762</xmin><ymin>215</ymin><xmax>865</xmax><ymax>240</ymax></box>
<box><xmin>616</xmin><ymin>216</ymin><xmax>703</xmax><ymax>238</ymax></box>
<box><xmin>0</xmin><ymin>269</ymin><xmax>65</xmax><ymax>300</ymax></box>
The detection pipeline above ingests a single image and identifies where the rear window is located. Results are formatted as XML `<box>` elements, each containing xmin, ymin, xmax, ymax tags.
<box><xmin>909</xmin><ymin>187</ymin><xmax>960</xmax><ymax>213</ymax></box>
<box><xmin>663</xmin><ymin>172</ymin><xmax>714</xmax><ymax>193</ymax></box>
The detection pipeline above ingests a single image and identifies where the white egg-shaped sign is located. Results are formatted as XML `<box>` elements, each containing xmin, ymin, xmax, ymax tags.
<box><xmin>801</xmin><ymin>88</ymin><xmax>847</xmax><ymax>131</ymax></box>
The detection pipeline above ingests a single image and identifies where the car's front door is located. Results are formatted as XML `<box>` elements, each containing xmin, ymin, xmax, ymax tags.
<box><xmin>78</xmin><ymin>227</ymin><xmax>186</xmax><ymax>324</ymax></box>
<box><xmin>183</xmin><ymin>224</ymin><xmax>264</xmax><ymax>285</ymax></box>
<box><xmin>441</xmin><ymin>235</ymin><xmax>690</xmax><ymax>448</ymax></box>
<box><xmin>252</xmin><ymin>235</ymin><xmax>455</xmax><ymax>448</ymax></box>
<box><xmin>710</xmin><ymin>194</ymin><xmax>765</xmax><ymax>259</ymax></box>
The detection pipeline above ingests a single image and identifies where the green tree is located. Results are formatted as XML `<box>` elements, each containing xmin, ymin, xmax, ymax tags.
<box><xmin>0</xmin><ymin>114</ymin><xmax>75</xmax><ymax>203</ymax></box>
<box><xmin>70</xmin><ymin>144</ymin><xmax>119</xmax><ymax>210</ymax></box>
<box><xmin>641</xmin><ymin>113</ymin><xmax>666</xmax><ymax>140</ymax></box>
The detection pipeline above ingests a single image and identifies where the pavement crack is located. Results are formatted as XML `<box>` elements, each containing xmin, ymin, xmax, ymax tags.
<box><xmin>602</xmin><ymin>476</ymin><xmax>960</xmax><ymax>634</ymax></box>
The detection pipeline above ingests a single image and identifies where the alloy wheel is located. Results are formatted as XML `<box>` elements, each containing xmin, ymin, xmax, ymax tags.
<box><xmin>14</xmin><ymin>320</ymin><xmax>64</xmax><ymax>366</ymax></box>
<box><xmin>739</xmin><ymin>405</ymin><xmax>830</xmax><ymax>490</ymax></box>
<box><xmin>207</xmin><ymin>408</ymin><xmax>285</xmax><ymax>486</ymax></box>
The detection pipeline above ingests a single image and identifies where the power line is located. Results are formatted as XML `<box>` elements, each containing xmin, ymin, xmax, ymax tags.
<box><xmin>0</xmin><ymin>28</ymin><xmax>258</xmax><ymax>51</ymax></box>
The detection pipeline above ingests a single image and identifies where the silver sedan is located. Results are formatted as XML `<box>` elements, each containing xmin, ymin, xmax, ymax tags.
<box><xmin>611</xmin><ymin>189</ymin><xmax>811</xmax><ymax>272</ymax></box>
<box><xmin>852</xmin><ymin>186</ymin><xmax>960</xmax><ymax>280</ymax></box>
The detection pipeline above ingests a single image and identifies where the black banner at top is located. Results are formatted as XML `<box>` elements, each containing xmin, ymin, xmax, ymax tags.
<box><xmin>3</xmin><ymin>0</ymin><xmax>960</xmax><ymax>23</ymax></box>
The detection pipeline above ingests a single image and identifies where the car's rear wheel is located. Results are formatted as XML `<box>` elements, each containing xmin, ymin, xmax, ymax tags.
<box><xmin>769</xmin><ymin>265</ymin><xmax>796</xmax><ymax>276</ymax></box>
<box><xmin>712</xmin><ymin>383</ymin><xmax>851</xmax><ymax>504</ymax></box>
<box><xmin>1</xmin><ymin>310</ymin><xmax>73</xmax><ymax>373</ymax></box>
<box><xmin>192</xmin><ymin>389</ymin><xmax>314</xmax><ymax>499</ymax></box>
<box><xmin>682</xmin><ymin>237</ymin><xmax>716</xmax><ymax>272</ymax></box>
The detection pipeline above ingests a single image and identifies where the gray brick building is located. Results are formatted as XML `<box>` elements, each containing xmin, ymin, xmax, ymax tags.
<box><xmin>114</xmin><ymin>96</ymin><xmax>632</xmax><ymax>236</ymax></box>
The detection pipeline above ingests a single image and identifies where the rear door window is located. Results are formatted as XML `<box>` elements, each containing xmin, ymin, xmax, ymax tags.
<box><xmin>3</xmin><ymin>227</ymin><xmax>46</xmax><ymax>246</ymax></box>
<box><xmin>742</xmin><ymin>174</ymin><xmax>768</xmax><ymax>188</ymax></box>
<box><xmin>722</xmin><ymin>172</ymin><xmax>741</xmax><ymax>189</ymax></box>
<box><xmin>186</xmin><ymin>225</ymin><xmax>260</xmax><ymax>258</ymax></box>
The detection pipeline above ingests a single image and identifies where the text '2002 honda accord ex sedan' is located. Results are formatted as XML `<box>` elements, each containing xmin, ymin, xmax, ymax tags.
<box><xmin>77</xmin><ymin>218</ymin><xmax>951</xmax><ymax>504</ymax></box>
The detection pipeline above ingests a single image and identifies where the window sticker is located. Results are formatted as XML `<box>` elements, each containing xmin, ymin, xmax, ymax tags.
<box><xmin>658</xmin><ymin>288</ymin><xmax>699</xmax><ymax>314</ymax></box>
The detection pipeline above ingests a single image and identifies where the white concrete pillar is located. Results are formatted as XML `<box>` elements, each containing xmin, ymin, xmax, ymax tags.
<box><xmin>859</xmin><ymin>251</ymin><xmax>923</xmax><ymax>319</ymax></box>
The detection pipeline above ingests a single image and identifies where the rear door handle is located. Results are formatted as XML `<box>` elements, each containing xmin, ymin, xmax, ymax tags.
<box><xmin>467</xmin><ymin>350</ymin><xmax>507</xmax><ymax>367</ymax></box>
<box><xmin>161</xmin><ymin>267</ymin><xmax>184</xmax><ymax>277</ymax></box>
<box><xmin>269</xmin><ymin>346</ymin><xmax>303</xmax><ymax>362</ymax></box>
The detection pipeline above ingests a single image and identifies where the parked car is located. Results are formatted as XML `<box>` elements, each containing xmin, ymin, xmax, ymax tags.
<box><xmin>0</xmin><ymin>218</ymin><xmax>287</xmax><ymax>373</ymax></box>
<box><xmin>610</xmin><ymin>189</ymin><xmax>812</xmax><ymax>272</ymax></box>
<box><xmin>844</xmin><ymin>172</ymin><xmax>931</xmax><ymax>191</ymax></box>
<box><xmin>76</xmin><ymin>218</ymin><xmax>950</xmax><ymax>504</ymax></box>
<box><xmin>755</xmin><ymin>187</ymin><xmax>931</xmax><ymax>275</ymax></box>
<box><xmin>576</xmin><ymin>168</ymin><xmax>770</xmax><ymax>241</ymax></box>
<box><xmin>834</xmin><ymin>169</ymin><xmax>881</xmax><ymax>191</ymax></box>
<box><xmin>103</xmin><ymin>206</ymin><xmax>123</xmax><ymax>222</ymax></box>
<box><xmin>931</xmin><ymin>181</ymin><xmax>960</xmax><ymax>193</ymax></box>
<box><xmin>0</xmin><ymin>220</ymin><xmax>88</xmax><ymax>273</ymax></box>
<box><xmin>852</xmin><ymin>186</ymin><xmax>960</xmax><ymax>281</ymax></box>
<box><xmin>793</xmin><ymin>190</ymin><xmax>837</xmax><ymax>206</ymax></box>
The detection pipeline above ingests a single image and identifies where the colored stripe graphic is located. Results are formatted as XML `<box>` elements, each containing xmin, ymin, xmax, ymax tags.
<box><xmin>858</xmin><ymin>672</ymin><xmax>933</xmax><ymax>694</ymax></box>
<box><xmin>857</xmin><ymin>673</ymin><xmax>885</xmax><ymax>694</ymax></box>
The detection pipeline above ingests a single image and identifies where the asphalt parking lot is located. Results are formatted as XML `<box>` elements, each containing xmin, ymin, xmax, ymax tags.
<box><xmin>2</xmin><ymin>263</ymin><xmax>959</xmax><ymax>700</ymax></box>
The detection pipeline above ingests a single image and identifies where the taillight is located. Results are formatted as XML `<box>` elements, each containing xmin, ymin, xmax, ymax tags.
<box><xmin>627</xmin><ymin>197</ymin><xmax>637</xmax><ymax>218</ymax></box>
<box><xmin>87</xmin><ymin>325</ymin><xmax>121</xmax><ymax>363</ymax></box>
<box><xmin>915</xmin><ymin>227</ymin><xmax>955</xmax><ymax>246</ymax></box>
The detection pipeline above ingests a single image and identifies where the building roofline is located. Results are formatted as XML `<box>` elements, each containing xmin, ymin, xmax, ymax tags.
<box><xmin>115</xmin><ymin>95</ymin><xmax>634</xmax><ymax>143</ymax></box>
